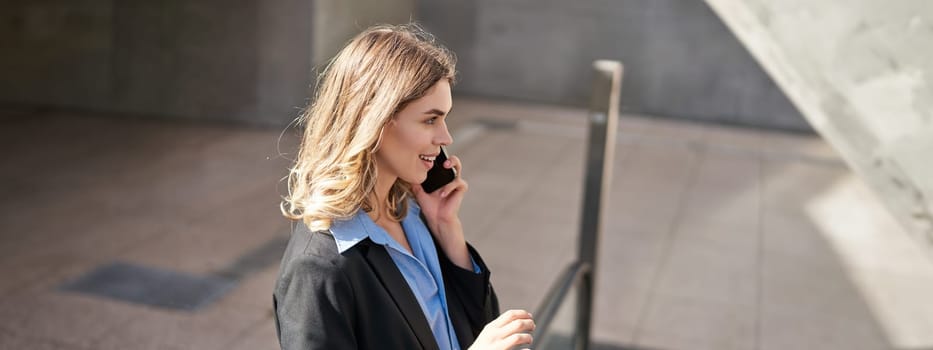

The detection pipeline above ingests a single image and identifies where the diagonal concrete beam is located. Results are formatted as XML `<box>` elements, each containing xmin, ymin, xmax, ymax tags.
<box><xmin>705</xmin><ymin>1</ymin><xmax>933</xmax><ymax>254</ymax></box>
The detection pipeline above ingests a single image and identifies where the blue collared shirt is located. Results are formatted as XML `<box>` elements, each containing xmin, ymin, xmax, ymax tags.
<box><xmin>329</xmin><ymin>200</ymin><xmax>477</xmax><ymax>350</ymax></box>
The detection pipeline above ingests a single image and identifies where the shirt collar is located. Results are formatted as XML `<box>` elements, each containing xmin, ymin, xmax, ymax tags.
<box><xmin>329</xmin><ymin>200</ymin><xmax>422</xmax><ymax>254</ymax></box>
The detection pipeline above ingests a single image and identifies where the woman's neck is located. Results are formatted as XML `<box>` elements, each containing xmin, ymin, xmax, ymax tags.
<box><xmin>367</xmin><ymin>169</ymin><xmax>412</xmax><ymax>253</ymax></box>
<box><xmin>368</xmin><ymin>172</ymin><xmax>398</xmax><ymax>222</ymax></box>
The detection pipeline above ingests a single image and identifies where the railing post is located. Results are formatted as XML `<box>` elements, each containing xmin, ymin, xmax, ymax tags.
<box><xmin>575</xmin><ymin>60</ymin><xmax>622</xmax><ymax>350</ymax></box>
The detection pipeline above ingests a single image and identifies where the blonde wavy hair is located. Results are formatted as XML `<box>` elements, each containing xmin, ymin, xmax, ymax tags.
<box><xmin>281</xmin><ymin>24</ymin><xmax>457</xmax><ymax>232</ymax></box>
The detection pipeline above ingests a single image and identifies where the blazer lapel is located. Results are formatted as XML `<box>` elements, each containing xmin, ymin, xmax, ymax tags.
<box><xmin>360</xmin><ymin>240</ymin><xmax>439</xmax><ymax>350</ymax></box>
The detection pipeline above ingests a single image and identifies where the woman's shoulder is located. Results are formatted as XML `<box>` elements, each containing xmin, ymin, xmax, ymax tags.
<box><xmin>278</xmin><ymin>222</ymin><xmax>368</xmax><ymax>275</ymax></box>
<box><xmin>275</xmin><ymin>222</ymin><xmax>376</xmax><ymax>295</ymax></box>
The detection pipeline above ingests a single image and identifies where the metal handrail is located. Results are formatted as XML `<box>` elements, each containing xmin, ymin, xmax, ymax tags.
<box><xmin>531</xmin><ymin>261</ymin><xmax>591</xmax><ymax>341</ymax></box>
<box><xmin>530</xmin><ymin>60</ymin><xmax>622</xmax><ymax>350</ymax></box>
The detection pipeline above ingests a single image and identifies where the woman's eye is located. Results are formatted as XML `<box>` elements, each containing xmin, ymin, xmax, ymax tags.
<box><xmin>425</xmin><ymin>117</ymin><xmax>437</xmax><ymax>125</ymax></box>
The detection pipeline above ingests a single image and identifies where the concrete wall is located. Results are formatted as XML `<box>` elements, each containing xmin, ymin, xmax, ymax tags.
<box><xmin>418</xmin><ymin>0</ymin><xmax>810</xmax><ymax>132</ymax></box>
<box><xmin>1</xmin><ymin>0</ymin><xmax>315</xmax><ymax>126</ymax></box>
<box><xmin>0</xmin><ymin>0</ymin><xmax>417</xmax><ymax>126</ymax></box>
<box><xmin>2</xmin><ymin>0</ymin><xmax>803</xmax><ymax>130</ymax></box>
<box><xmin>313</xmin><ymin>0</ymin><xmax>416</xmax><ymax>68</ymax></box>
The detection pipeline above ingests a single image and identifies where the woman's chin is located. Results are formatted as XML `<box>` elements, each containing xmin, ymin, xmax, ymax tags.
<box><xmin>401</xmin><ymin>173</ymin><xmax>428</xmax><ymax>186</ymax></box>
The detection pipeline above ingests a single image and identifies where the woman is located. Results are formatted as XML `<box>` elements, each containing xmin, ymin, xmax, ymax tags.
<box><xmin>273</xmin><ymin>24</ymin><xmax>535</xmax><ymax>350</ymax></box>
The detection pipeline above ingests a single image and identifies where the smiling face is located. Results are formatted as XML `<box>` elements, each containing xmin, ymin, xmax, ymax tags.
<box><xmin>375</xmin><ymin>79</ymin><xmax>453</xmax><ymax>186</ymax></box>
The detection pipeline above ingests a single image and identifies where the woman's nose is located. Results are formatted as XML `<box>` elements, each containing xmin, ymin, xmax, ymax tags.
<box><xmin>435</xmin><ymin>122</ymin><xmax>453</xmax><ymax>146</ymax></box>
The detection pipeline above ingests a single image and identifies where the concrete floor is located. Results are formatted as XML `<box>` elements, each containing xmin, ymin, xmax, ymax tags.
<box><xmin>1</xmin><ymin>98</ymin><xmax>932</xmax><ymax>349</ymax></box>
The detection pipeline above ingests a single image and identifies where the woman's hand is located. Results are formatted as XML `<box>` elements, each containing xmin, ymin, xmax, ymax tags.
<box><xmin>412</xmin><ymin>155</ymin><xmax>471</xmax><ymax>269</ymax></box>
<box><xmin>412</xmin><ymin>155</ymin><xmax>467</xmax><ymax>232</ymax></box>
<box><xmin>469</xmin><ymin>309</ymin><xmax>535</xmax><ymax>350</ymax></box>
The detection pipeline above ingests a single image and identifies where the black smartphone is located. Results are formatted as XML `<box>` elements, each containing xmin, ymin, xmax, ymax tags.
<box><xmin>421</xmin><ymin>146</ymin><xmax>457</xmax><ymax>193</ymax></box>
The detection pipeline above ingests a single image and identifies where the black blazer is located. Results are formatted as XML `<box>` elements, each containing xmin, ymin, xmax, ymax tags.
<box><xmin>273</xmin><ymin>222</ymin><xmax>500</xmax><ymax>350</ymax></box>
